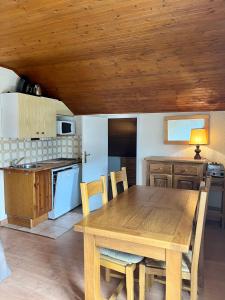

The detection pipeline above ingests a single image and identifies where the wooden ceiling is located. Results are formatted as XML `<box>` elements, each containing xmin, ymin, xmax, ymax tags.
<box><xmin>1</xmin><ymin>0</ymin><xmax>225</xmax><ymax>115</ymax></box>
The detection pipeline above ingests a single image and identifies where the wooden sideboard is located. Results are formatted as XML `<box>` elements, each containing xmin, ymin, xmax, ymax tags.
<box><xmin>145</xmin><ymin>156</ymin><xmax>208</xmax><ymax>190</ymax></box>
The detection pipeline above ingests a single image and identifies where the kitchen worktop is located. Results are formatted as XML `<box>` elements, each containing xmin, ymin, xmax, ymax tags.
<box><xmin>2</xmin><ymin>158</ymin><xmax>82</xmax><ymax>173</ymax></box>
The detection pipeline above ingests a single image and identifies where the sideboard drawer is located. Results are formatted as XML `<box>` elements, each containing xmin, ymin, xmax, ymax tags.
<box><xmin>150</xmin><ymin>163</ymin><xmax>172</xmax><ymax>175</ymax></box>
<box><xmin>174</xmin><ymin>164</ymin><xmax>200</xmax><ymax>176</ymax></box>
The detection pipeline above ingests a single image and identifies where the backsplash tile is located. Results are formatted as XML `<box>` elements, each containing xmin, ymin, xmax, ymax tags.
<box><xmin>0</xmin><ymin>135</ymin><xmax>81</xmax><ymax>167</ymax></box>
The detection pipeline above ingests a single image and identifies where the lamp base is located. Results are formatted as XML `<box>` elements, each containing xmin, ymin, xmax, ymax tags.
<box><xmin>194</xmin><ymin>145</ymin><xmax>201</xmax><ymax>160</ymax></box>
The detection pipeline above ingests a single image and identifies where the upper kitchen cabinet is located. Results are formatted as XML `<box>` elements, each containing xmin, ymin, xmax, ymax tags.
<box><xmin>54</xmin><ymin>100</ymin><xmax>73</xmax><ymax>116</ymax></box>
<box><xmin>18</xmin><ymin>94</ymin><xmax>56</xmax><ymax>138</ymax></box>
<box><xmin>0</xmin><ymin>93</ymin><xmax>72</xmax><ymax>139</ymax></box>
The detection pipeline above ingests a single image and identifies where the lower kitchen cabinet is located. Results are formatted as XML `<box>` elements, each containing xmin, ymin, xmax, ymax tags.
<box><xmin>4</xmin><ymin>169</ymin><xmax>52</xmax><ymax>228</ymax></box>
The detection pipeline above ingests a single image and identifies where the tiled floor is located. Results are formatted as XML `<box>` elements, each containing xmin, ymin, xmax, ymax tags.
<box><xmin>0</xmin><ymin>221</ymin><xmax>225</xmax><ymax>299</ymax></box>
<box><xmin>3</xmin><ymin>208</ymin><xmax>83</xmax><ymax>239</ymax></box>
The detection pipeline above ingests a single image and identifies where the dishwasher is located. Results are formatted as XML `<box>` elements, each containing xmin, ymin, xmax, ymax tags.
<box><xmin>48</xmin><ymin>164</ymin><xmax>81</xmax><ymax>219</ymax></box>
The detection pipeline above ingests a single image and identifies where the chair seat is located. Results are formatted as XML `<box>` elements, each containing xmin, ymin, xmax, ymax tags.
<box><xmin>145</xmin><ymin>250</ymin><xmax>192</xmax><ymax>273</ymax></box>
<box><xmin>100</xmin><ymin>247</ymin><xmax>143</xmax><ymax>265</ymax></box>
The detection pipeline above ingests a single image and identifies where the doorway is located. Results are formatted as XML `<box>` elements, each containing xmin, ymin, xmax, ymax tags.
<box><xmin>108</xmin><ymin>118</ymin><xmax>137</xmax><ymax>198</ymax></box>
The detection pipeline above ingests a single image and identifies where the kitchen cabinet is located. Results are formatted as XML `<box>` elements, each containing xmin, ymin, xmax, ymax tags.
<box><xmin>18</xmin><ymin>94</ymin><xmax>56</xmax><ymax>138</ymax></box>
<box><xmin>145</xmin><ymin>156</ymin><xmax>207</xmax><ymax>190</ymax></box>
<box><xmin>4</xmin><ymin>169</ymin><xmax>52</xmax><ymax>228</ymax></box>
<box><xmin>55</xmin><ymin>100</ymin><xmax>73</xmax><ymax>116</ymax></box>
<box><xmin>0</xmin><ymin>93</ymin><xmax>72</xmax><ymax>139</ymax></box>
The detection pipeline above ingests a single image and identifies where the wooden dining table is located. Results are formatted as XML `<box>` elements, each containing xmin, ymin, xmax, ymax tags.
<box><xmin>75</xmin><ymin>185</ymin><xmax>199</xmax><ymax>300</ymax></box>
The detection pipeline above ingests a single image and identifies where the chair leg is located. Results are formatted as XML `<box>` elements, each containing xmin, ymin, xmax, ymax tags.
<box><xmin>105</xmin><ymin>268</ymin><xmax>111</xmax><ymax>282</ymax></box>
<box><xmin>146</xmin><ymin>274</ymin><xmax>154</xmax><ymax>289</ymax></box>
<box><xmin>190</xmin><ymin>275</ymin><xmax>198</xmax><ymax>300</ymax></box>
<box><xmin>139</xmin><ymin>263</ymin><xmax>146</xmax><ymax>300</ymax></box>
<box><xmin>126</xmin><ymin>264</ymin><xmax>134</xmax><ymax>300</ymax></box>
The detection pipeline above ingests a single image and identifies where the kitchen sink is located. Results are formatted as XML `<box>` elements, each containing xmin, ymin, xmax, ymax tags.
<box><xmin>13</xmin><ymin>163</ymin><xmax>41</xmax><ymax>169</ymax></box>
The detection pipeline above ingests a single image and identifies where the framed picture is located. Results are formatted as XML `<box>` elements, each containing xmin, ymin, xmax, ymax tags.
<box><xmin>164</xmin><ymin>114</ymin><xmax>209</xmax><ymax>145</ymax></box>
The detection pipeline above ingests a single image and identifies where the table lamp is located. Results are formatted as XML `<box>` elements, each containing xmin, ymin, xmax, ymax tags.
<box><xmin>189</xmin><ymin>128</ymin><xmax>208</xmax><ymax>160</ymax></box>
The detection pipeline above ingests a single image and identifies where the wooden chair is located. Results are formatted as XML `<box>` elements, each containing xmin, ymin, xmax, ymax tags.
<box><xmin>139</xmin><ymin>177</ymin><xmax>211</xmax><ymax>300</ymax></box>
<box><xmin>80</xmin><ymin>176</ymin><xmax>143</xmax><ymax>300</ymax></box>
<box><xmin>110</xmin><ymin>167</ymin><xmax>128</xmax><ymax>198</ymax></box>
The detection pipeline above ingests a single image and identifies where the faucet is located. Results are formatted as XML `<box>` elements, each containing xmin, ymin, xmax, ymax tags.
<box><xmin>10</xmin><ymin>157</ymin><xmax>25</xmax><ymax>167</ymax></box>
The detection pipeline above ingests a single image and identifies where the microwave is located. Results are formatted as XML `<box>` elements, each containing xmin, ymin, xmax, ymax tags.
<box><xmin>57</xmin><ymin>120</ymin><xmax>75</xmax><ymax>135</ymax></box>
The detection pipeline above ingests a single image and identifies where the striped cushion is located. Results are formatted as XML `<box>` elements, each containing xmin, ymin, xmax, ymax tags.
<box><xmin>100</xmin><ymin>247</ymin><xmax>143</xmax><ymax>264</ymax></box>
<box><xmin>145</xmin><ymin>250</ymin><xmax>192</xmax><ymax>273</ymax></box>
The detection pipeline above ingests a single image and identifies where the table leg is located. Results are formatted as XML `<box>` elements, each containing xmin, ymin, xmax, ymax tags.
<box><xmin>84</xmin><ymin>233</ymin><xmax>102</xmax><ymax>300</ymax></box>
<box><xmin>198</xmin><ymin>236</ymin><xmax>204</xmax><ymax>288</ymax></box>
<box><xmin>166</xmin><ymin>249</ymin><xmax>182</xmax><ymax>300</ymax></box>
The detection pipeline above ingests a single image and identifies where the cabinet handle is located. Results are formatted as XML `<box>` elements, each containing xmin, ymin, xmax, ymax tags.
<box><xmin>41</xmin><ymin>132</ymin><xmax>44</xmax><ymax>134</ymax></box>
<box><xmin>154</xmin><ymin>167</ymin><xmax>162</xmax><ymax>171</ymax></box>
<box><xmin>36</xmin><ymin>131</ymin><xmax>39</xmax><ymax>134</ymax></box>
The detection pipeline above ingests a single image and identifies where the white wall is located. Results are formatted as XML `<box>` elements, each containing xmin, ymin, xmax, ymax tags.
<box><xmin>137</xmin><ymin>111</ymin><xmax>225</xmax><ymax>185</ymax></box>
<box><xmin>0</xmin><ymin>67</ymin><xmax>20</xmax><ymax>93</ymax></box>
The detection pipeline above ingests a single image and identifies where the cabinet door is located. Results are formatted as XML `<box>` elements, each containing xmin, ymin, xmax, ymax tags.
<box><xmin>40</xmin><ymin>100</ymin><xmax>56</xmax><ymax>137</ymax></box>
<box><xmin>150</xmin><ymin>174</ymin><xmax>172</xmax><ymax>188</ymax></box>
<box><xmin>19</xmin><ymin>95</ymin><xmax>40</xmax><ymax>138</ymax></box>
<box><xmin>34</xmin><ymin>171</ymin><xmax>52</xmax><ymax>218</ymax></box>
<box><xmin>4</xmin><ymin>171</ymin><xmax>35</xmax><ymax>218</ymax></box>
<box><xmin>19</xmin><ymin>95</ymin><xmax>56</xmax><ymax>138</ymax></box>
<box><xmin>173</xmin><ymin>175</ymin><xmax>200</xmax><ymax>190</ymax></box>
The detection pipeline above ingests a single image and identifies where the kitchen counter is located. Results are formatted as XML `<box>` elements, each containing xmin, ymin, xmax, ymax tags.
<box><xmin>1</xmin><ymin>158</ymin><xmax>82</xmax><ymax>173</ymax></box>
<box><xmin>3</xmin><ymin>158</ymin><xmax>82</xmax><ymax>228</ymax></box>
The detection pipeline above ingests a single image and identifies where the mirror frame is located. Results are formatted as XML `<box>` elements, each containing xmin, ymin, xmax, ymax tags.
<box><xmin>164</xmin><ymin>114</ymin><xmax>209</xmax><ymax>145</ymax></box>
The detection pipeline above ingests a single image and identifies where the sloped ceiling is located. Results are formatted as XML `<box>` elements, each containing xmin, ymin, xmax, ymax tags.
<box><xmin>1</xmin><ymin>0</ymin><xmax>225</xmax><ymax>114</ymax></box>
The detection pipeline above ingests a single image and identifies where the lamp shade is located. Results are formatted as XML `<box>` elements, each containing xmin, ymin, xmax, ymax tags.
<box><xmin>189</xmin><ymin>128</ymin><xmax>208</xmax><ymax>145</ymax></box>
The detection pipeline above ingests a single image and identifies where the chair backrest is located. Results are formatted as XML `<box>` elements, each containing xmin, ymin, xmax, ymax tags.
<box><xmin>80</xmin><ymin>176</ymin><xmax>108</xmax><ymax>217</ymax></box>
<box><xmin>110</xmin><ymin>167</ymin><xmax>128</xmax><ymax>198</ymax></box>
<box><xmin>191</xmin><ymin>177</ymin><xmax>211</xmax><ymax>278</ymax></box>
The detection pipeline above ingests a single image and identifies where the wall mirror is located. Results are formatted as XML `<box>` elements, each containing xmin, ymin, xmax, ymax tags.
<box><xmin>164</xmin><ymin>114</ymin><xmax>209</xmax><ymax>145</ymax></box>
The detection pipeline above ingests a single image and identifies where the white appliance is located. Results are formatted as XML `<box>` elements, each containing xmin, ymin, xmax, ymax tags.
<box><xmin>48</xmin><ymin>164</ymin><xmax>81</xmax><ymax>219</ymax></box>
<box><xmin>57</xmin><ymin>120</ymin><xmax>75</xmax><ymax>135</ymax></box>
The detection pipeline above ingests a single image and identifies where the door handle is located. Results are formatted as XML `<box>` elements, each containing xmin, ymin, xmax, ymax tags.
<box><xmin>83</xmin><ymin>151</ymin><xmax>91</xmax><ymax>163</ymax></box>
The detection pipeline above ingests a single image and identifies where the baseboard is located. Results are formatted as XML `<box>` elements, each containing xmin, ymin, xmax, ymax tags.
<box><xmin>7</xmin><ymin>213</ymin><xmax>48</xmax><ymax>228</ymax></box>
<box><xmin>0</xmin><ymin>218</ymin><xmax>8</xmax><ymax>226</ymax></box>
